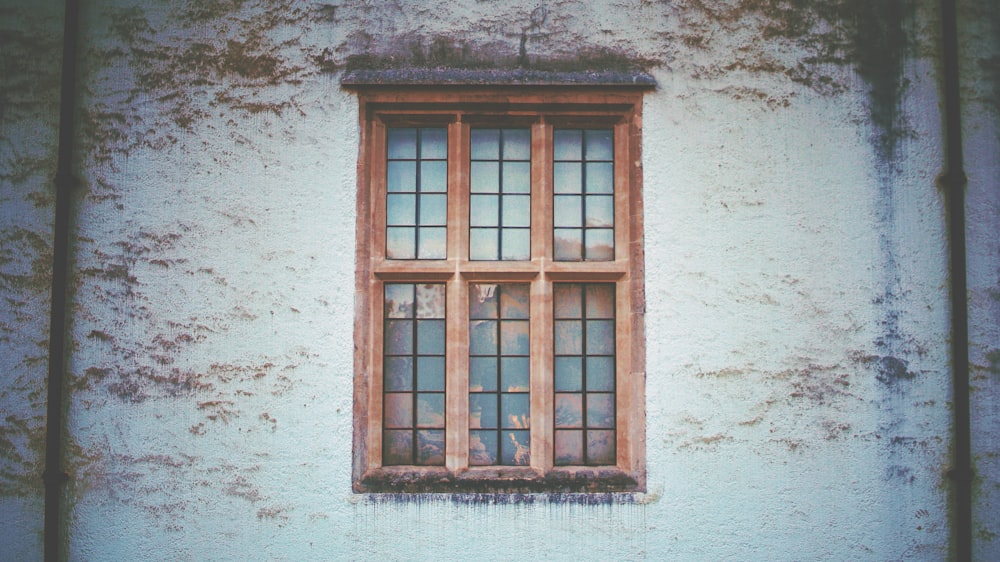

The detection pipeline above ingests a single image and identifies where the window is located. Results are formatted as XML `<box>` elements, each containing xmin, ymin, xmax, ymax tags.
<box><xmin>351</xmin><ymin>86</ymin><xmax>647</xmax><ymax>493</ymax></box>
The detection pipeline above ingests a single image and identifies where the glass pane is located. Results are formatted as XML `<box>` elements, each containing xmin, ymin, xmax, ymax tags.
<box><xmin>469</xmin><ymin>357</ymin><xmax>498</xmax><ymax>392</ymax></box>
<box><xmin>470</xmin><ymin>162</ymin><xmax>500</xmax><ymax>193</ymax></box>
<box><xmin>585</xmin><ymin>284</ymin><xmax>615</xmax><ymax>318</ymax></box>
<box><xmin>501</xmin><ymin>430</ymin><xmax>531</xmax><ymax>465</ymax></box>
<box><xmin>384</xmin><ymin>320</ymin><xmax>412</xmax><ymax>355</ymax></box>
<box><xmin>416</xmin><ymin>356</ymin><xmax>444</xmax><ymax>391</ymax></box>
<box><xmin>416</xmin><ymin>319</ymin><xmax>445</xmax><ymax>354</ymax></box>
<box><xmin>470</xmin><ymin>430</ymin><xmax>498</xmax><ymax>466</ymax></box>
<box><xmin>585</xmin><ymin>162</ymin><xmax>614</xmax><ymax>194</ymax></box>
<box><xmin>470</xmin><ymin>195</ymin><xmax>499</xmax><ymax>227</ymax></box>
<box><xmin>554</xmin><ymin>357</ymin><xmax>583</xmax><ymax>392</ymax></box>
<box><xmin>469</xmin><ymin>320</ymin><xmax>498</xmax><ymax>355</ymax></box>
<box><xmin>586</xmin><ymin>320</ymin><xmax>615</xmax><ymax>355</ymax></box>
<box><xmin>470</xmin><ymin>284</ymin><xmax>499</xmax><ymax>319</ymax></box>
<box><xmin>420</xmin><ymin>161</ymin><xmax>447</xmax><ymax>193</ymax></box>
<box><xmin>585</xmin><ymin>195</ymin><xmax>613</xmax><ymax>228</ymax></box>
<box><xmin>503</xmin><ymin>129</ymin><xmax>530</xmax><ymax>160</ymax></box>
<box><xmin>502</xmin><ymin>162</ymin><xmax>530</xmax><ymax>194</ymax></box>
<box><xmin>416</xmin><ymin>284</ymin><xmax>446</xmax><ymax>318</ymax></box>
<box><xmin>587</xmin><ymin>430</ymin><xmax>616</xmax><ymax>465</ymax></box>
<box><xmin>554</xmin><ymin>195</ymin><xmax>582</xmax><ymax>228</ymax></box>
<box><xmin>553</xmin><ymin>284</ymin><xmax>582</xmax><ymax>318</ymax></box>
<box><xmin>554</xmin><ymin>393</ymin><xmax>583</xmax><ymax>428</ymax></box>
<box><xmin>554</xmin><ymin>430</ymin><xmax>583</xmax><ymax>465</ymax></box>
<box><xmin>554</xmin><ymin>162</ymin><xmax>582</xmax><ymax>194</ymax></box>
<box><xmin>470</xmin><ymin>393</ymin><xmax>498</xmax><ymax>429</ymax></box>
<box><xmin>501</xmin><ymin>229</ymin><xmax>530</xmax><ymax>261</ymax></box>
<box><xmin>501</xmin><ymin>195</ymin><xmax>530</xmax><ymax>227</ymax></box>
<box><xmin>554</xmin><ymin>228</ymin><xmax>583</xmax><ymax>261</ymax></box>
<box><xmin>501</xmin><ymin>320</ymin><xmax>529</xmax><ymax>355</ymax></box>
<box><xmin>387</xmin><ymin>128</ymin><xmax>416</xmax><ymax>159</ymax></box>
<box><xmin>586</xmin><ymin>357</ymin><xmax>616</xmax><ymax>392</ymax></box>
<box><xmin>384</xmin><ymin>393</ymin><xmax>412</xmax><ymax>428</ymax></box>
<box><xmin>415</xmin><ymin>430</ymin><xmax>445</xmax><ymax>465</ymax></box>
<box><xmin>554</xmin><ymin>320</ymin><xmax>583</xmax><ymax>355</ymax></box>
<box><xmin>470</xmin><ymin>228</ymin><xmax>498</xmax><ymax>261</ymax></box>
<box><xmin>554</xmin><ymin>129</ymin><xmax>582</xmax><ymax>160</ymax></box>
<box><xmin>417</xmin><ymin>393</ymin><xmax>445</xmax><ymax>428</ymax></box>
<box><xmin>584</xmin><ymin>229</ymin><xmax>614</xmax><ymax>261</ymax></box>
<box><xmin>420</xmin><ymin>128</ymin><xmax>447</xmax><ymax>159</ymax></box>
<box><xmin>419</xmin><ymin>194</ymin><xmax>446</xmax><ymax>225</ymax></box>
<box><xmin>499</xmin><ymin>284</ymin><xmax>530</xmax><ymax>319</ymax></box>
<box><xmin>585</xmin><ymin>129</ymin><xmax>613</xmax><ymax>160</ymax></box>
<box><xmin>384</xmin><ymin>284</ymin><xmax>414</xmax><ymax>318</ymax></box>
<box><xmin>586</xmin><ymin>393</ymin><xmax>615</xmax><ymax>428</ymax></box>
<box><xmin>384</xmin><ymin>356</ymin><xmax>412</xmax><ymax>391</ymax></box>
<box><xmin>387</xmin><ymin>194</ymin><xmax>416</xmax><ymax>226</ymax></box>
<box><xmin>417</xmin><ymin>227</ymin><xmax>446</xmax><ymax>259</ymax></box>
<box><xmin>501</xmin><ymin>394</ymin><xmax>530</xmax><ymax>429</ymax></box>
<box><xmin>386</xmin><ymin>227</ymin><xmax>415</xmax><ymax>259</ymax></box>
<box><xmin>387</xmin><ymin>161</ymin><xmax>416</xmax><ymax>192</ymax></box>
<box><xmin>471</xmin><ymin>129</ymin><xmax>500</xmax><ymax>160</ymax></box>
<box><xmin>500</xmin><ymin>357</ymin><xmax>529</xmax><ymax>392</ymax></box>
<box><xmin>383</xmin><ymin>430</ymin><xmax>412</xmax><ymax>465</ymax></box>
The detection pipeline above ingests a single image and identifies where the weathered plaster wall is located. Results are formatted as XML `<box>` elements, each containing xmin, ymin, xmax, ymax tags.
<box><xmin>1</xmin><ymin>0</ymin><xmax>998</xmax><ymax>559</ymax></box>
<box><xmin>0</xmin><ymin>1</ymin><xmax>62</xmax><ymax>559</ymax></box>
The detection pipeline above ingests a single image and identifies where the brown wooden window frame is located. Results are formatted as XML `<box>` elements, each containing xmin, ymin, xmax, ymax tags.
<box><xmin>351</xmin><ymin>87</ymin><xmax>646</xmax><ymax>494</ymax></box>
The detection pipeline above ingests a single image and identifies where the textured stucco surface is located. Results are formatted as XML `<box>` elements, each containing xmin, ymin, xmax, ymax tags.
<box><xmin>0</xmin><ymin>0</ymin><xmax>998</xmax><ymax>560</ymax></box>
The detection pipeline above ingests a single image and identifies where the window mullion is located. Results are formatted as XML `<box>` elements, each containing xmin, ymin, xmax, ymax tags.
<box><xmin>530</xmin><ymin>276</ymin><xmax>553</xmax><ymax>472</ymax></box>
<box><xmin>446</xmin><ymin>118</ymin><xmax>470</xmax><ymax>472</ymax></box>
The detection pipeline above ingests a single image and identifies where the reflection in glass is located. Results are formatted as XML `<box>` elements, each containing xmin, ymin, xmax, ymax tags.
<box><xmin>385</xmin><ymin>320</ymin><xmax>413</xmax><ymax>355</ymax></box>
<box><xmin>470</xmin><ymin>320</ymin><xmax>498</xmax><ymax>356</ymax></box>
<box><xmin>420</xmin><ymin>128</ymin><xmax>447</xmax><ymax>159</ymax></box>
<box><xmin>555</xmin><ymin>357</ymin><xmax>583</xmax><ymax>392</ymax></box>
<box><xmin>555</xmin><ymin>393</ymin><xmax>583</xmax><ymax>428</ymax></box>
<box><xmin>585</xmin><ymin>162</ymin><xmax>614</xmax><ymax>194</ymax></box>
<box><xmin>421</xmin><ymin>161</ymin><xmax>447</xmax><ymax>192</ymax></box>
<box><xmin>554</xmin><ymin>320</ymin><xmax>583</xmax><ymax>355</ymax></box>
<box><xmin>387</xmin><ymin>194</ymin><xmax>416</xmax><ymax>225</ymax></box>
<box><xmin>501</xmin><ymin>230</ymin><xmax>530</xmax><ymax>261</ymax></box>
<box><xmin>586</xmin><ymin>393</ymin><xmax>615</xmax><ymax>428</ymax></box>
<box><xmin>554</xmin><ymin>229</ymin><xmax>583</xmax><ymax>261</ymax></box>
<box><xmin>503</xmin><ymin>129</ymin><xmax>531</xmax><ymax>160</ymax></box>
<box><xmin>585</xmin><ymin>195</ymin><xmax>613</xmax><ymax>228</ymax></box>
<box><xmin>383</xmin><ymin>393</ymin><xmax>412</xmax><ymax>428</ymax></box>
<box><xmin>585</xmin><ymin>129</ymin><xmax>613</xmax><ymax>160</ymax></box>
<box><xmin>470</xmin><ymin>393</ymin><xmax>498</xmax><ymax>429</ymax></box>
<box><xmin>586</xmin><ymin>357</ymin><xmax>615</xmax><ymax>392</ymax></box>
<box><xmin>554</xmin><ymin>162</ymin><xmax>582</xmax><ymax>194</ymax></box>
<box><xmin>383</xmin><ymin>430</ymin><xmax>412</xmax><ymax>465</ymax></box>
<box><xmin>416</xmin><ymin>319</ymin><xmax>445</xmax><ymax>354</ymax></box>
<box><xmin>417</xmin><ymin>227</ymin><xmax>446</xmax><ymax>259</ymax></box>
<box><xmin>553</xmin><ymin>284</ymin><xmax>582</xmax><ymax>318</ymax></box>
<box><xmin>586</xmin><ymin>320</ymin><xmax>615</xmax><ymax>355</ymax></box>
<box><xmin>554</xmin><ymin>129</ymin><xmax>582</xmax><ymax>160</ymax></box>
<box><xmin>501</xmin><ymin>430</ymin><xmax>531</xmax><ymax>465</ymax></box>
<box><xmin>417</xmin><ymin>393</ymin><xmax>445</xmax><ymax>427</ymax></box>
<box><xmin>387</xmin><ymin>128</ymin><xmax>416</xmax><ymax>159</ymax></box>
<box><xmin>469</xmin><ymin>357</ymin><xmax>497</xmax><ymax>392</ymax></box>
<box><xmin>585</xmin><ymin>228</ymin><xmax>614</xmax><ymax>261</ymax></box>
<box><xmin>384</xmin><ymin>356</ymin><xmax>412</xmax><ymax>391</ymax></box>
<box><xmin>500</xmin><ymin>320</ymin><xmax>529</xmax><ymax>355</ymax></box>
<box><xmin>419</xmin><ymin>194</ymin><xmax>447</xmax><ymax>225</ymax></box>
<box><xmin>502</xmin><ymin>195</ymin><xmax>530</xmax><ymax>227</ymax></box>
<box><xmin>585</xmin><ymin>284</ymin><xmax>614</xmax><ymax>318</ymax></box>
<box><xmin>470</xmin><ymin>161</ymin><xmax>500</xmax><ymax>193</ymax></box>
<box><xmin>415</xmin><ymin>284</ymin><xmax>446</xmax><ymax>318</ymax></box>
<box><xmin>469</xmin><ymin>229</ymin><xmax>498</xmax><ymax>261</ymax></box>
<box><xmin>554</xmin><ymin>195</ymin><xmax>582</xmax><ymax>228</ymax></box>
<box><xmin>554</xmin><ymin>430</ymin><xmax>583</xmax><ymax>465</ymax></box>
<box><xmin>384</xmin><ymin>284</ymin><xmax>414</xmax><ymax>318</ymax></box>
<box><xmin>416</xmin><ymin>430</ymin><xmax>445</xmax><ymax>465</ymax></box>
<box><xmin>469</xmin><ymin>284</ymin><xmax>498</xmax><ymax>319</ymax></box>
<box><xmin>416</xmin><ymin>356</ymin><xmax>444</xmax><ymax>391</ymax></box>
<box><xmin>501</xmin><ymin>394</ymin><xmax>530</xmax><ymax>429</ymax></box>
<box><xmin>503</xmin><ymin>162</ymin><xmax>530</xmax><ymax>193</ymax></box>
<box><xmin>499</xmin><ymin>284</ymin><xmax>530</xmax><ymax>319</ymax></box>
<box><xmin>470</xmin><ymin>431</ymin><xmax>498</xmax><ymax>465</ymax></box>
<box><xmin>501</xmin><ymin>357</ymin><xmax>529</xmax><ymax>392</ymax></box>
<box><xmin>587</xmin><ymin>430</ymin><xmax>616</xmax><ymax>465</ymax></box>
<box><xmin>387</xmin><ymin>161</ymin><xmax>416</xmax><ymax>193</ymax></box>
<box><xmin>471</xmin><ymin>129</ymin><xmax>500</xmax><ymax>160</ymax></box>
<box><xmin>470</xmin><ymin>195</ymin><xmax>499</xmax><ymax>227</ymax></box>
<box><xmin>386</xmin><ymin>227</ymin><xmax>415</xmax><ymax>259</ymax></box>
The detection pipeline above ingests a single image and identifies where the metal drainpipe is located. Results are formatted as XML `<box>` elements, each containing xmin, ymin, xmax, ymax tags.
<box><xmin>45</xmin><ymin>0</ymin><xmax>80</xmax><ymax>560</ymax></box>
<box><xmin>939</xmin><ymin>0</ymin><xmax>972</xmax><ymax>560</ymax></box>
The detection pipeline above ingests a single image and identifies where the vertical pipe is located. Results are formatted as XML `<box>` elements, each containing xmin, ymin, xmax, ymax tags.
<box><xmin>45</xmin><ymin>0</ymin><xmax>80</xmax><ymax>560</ymax></box>
<box><xmin>939</xmin><ymin>0</ymin><xmax>971</xmax><ymax>560</ymax></box>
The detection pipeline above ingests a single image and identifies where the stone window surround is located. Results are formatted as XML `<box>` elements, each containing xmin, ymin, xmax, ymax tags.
<box><xmin>349</xmin><ymin>86</ymin><xmax>648</xmax><ymax>494</ymax></box>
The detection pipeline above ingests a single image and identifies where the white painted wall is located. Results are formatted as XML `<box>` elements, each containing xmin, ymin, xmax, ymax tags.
<box><xmin>1</xmin><ymin>0</ymin><xmax>998</xmax><ymax>560</ymax></box>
